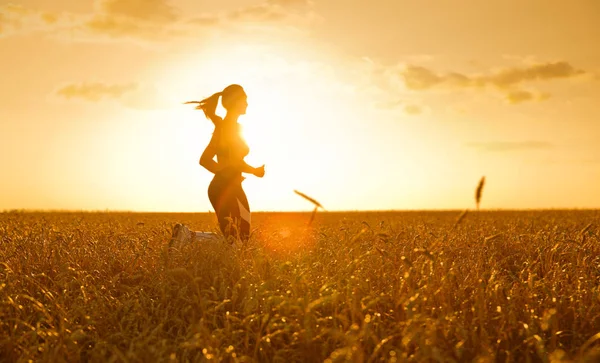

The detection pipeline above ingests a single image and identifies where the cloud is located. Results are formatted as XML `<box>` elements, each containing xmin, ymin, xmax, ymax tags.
<box><xmin>56</xmin><ymin>82</ymin><xmax>173</xmax><ymax>109</ymax></box>
<box><xmin>98</xmin><ymin>0</ymin><xmax>178</xmax><ymax>23</ymax></box>
<box><xmin>1</xmin><ymin>0</ymin><xmax>315</xmax><ymax>42</ymax></box>
<box><xmin>228</xmin><ymin>0</ymin><xmax>314</xmax><ymax>23</ymax></box>
<box><xmin>490</xmin><ymin>62</ymin><xmax>584</xmax><ymax>88</ymax></box>
<box><xmin>0</xmin><ymin>4</ymin><xmax>73</xmax><ymax>38</ymax></box>
<box><xmin>56</xmin><ymin>82</ymin><xmax>137</xmax><ymax>101</ymax></box>
<box><xmin>267</xmin><ymin>0</ymin><xmax>313</xmax><ymax>7</ymax></box>
<box><xmin>399</xmin><ymin>61</ymin><xmax>584</xmax><ymax>104</ymax></box>
<box><xmin>82</xmin><ymin>14</ymin><xmax>187</xmax><ymax>41</ymax></box>
<box><xmin>0</xmin><ymin>4</ymin><xmax>48</xmax><ymax>37</ymax></box>
<box><xmin>404</xmin><ymin>104</ymin><xmax>422</xmax><ymax>115</ymax></box>
<box><xmin>465</xmin><ymin>141</ymin><xmax>554</xmax><ymax>152</ymax></box>
<box><xmin>229</xmin><ymin>4</ymin><xmax>289</xmax><ymax>22</ymax></box>
<box><xmin>402</xmin><ymin>61</ymin><xmax>584</xmax><ymax>91</ymax></box>
<box><xmin>402</xmin><ymin>66</ymin><xmax>442</xmax><ymax>90</ymax></box>
<box><xmin>504</xmin><ymin>90</ymin><xmax>551</xmax><ymax>104</ymax></box>
<box><xmin>78</xmin><ymin>0</ymin><xmax>188</xmax><ymax>41</ymax></box>
<box><xmin>505</xmin><ymin>90</ymin><xmax>534</xmax><ymax>104</ymax></box>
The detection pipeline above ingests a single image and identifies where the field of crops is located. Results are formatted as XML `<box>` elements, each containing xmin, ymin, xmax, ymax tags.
<box><xmin>1</xmin><ymin>210</ymin><xmax>600</xmax><ymax>362</ymax></box>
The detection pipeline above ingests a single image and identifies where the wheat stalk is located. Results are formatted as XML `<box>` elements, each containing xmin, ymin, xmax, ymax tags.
<box><xmin>294</xmin><ymin>190</ymin><xmax>323</xmax><ymax>209</ymax></box>
<box><xmin>294</xmin><ymin>190</ymin><xmax>323</xmax><ymax>226</ymax></box>
<box><xmin>308</xmin><ymin>207</ymin><xmax>318</xmax><ymax>226</ymax></box>
<box><xmin>475</xmin><ymin>176</ymin><xmax>485</xmax><ymax>211</ymax></box>
<box><xmin>452</xmin><ymin>209</ymin><xmax>469</xmax><ymax>230</ymax></box>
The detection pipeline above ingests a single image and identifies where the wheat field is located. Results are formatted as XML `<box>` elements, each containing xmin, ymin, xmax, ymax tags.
<box><xmin>1</xmin><ymin>210</ymin><xmax>600</xmax><ymax>362</ymax></box>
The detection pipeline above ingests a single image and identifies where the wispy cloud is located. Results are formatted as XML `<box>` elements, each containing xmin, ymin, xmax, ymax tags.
<box><xmin>268</xmin><ymin>0</ymin><xmax>313</xmax><ymax>5</ymax></box>
<box><xmin>465</xmin><ymin>141</ymin><xmax>554</xmax><ymax>152</ymax></box>
<box><xmin>75</xmin><ymin>0</ymin><xmax>193</xmax><ymax>41</ymax></box>
<box><xmin>99</xmin><ymin>0</ymin><xmax>179</xmax><ymax>23</ymax></box>
<box><xmin>400</xmin><ymin>61</ymin><xmax>585</xmax><ymax>104</ymax></box>
<box><xmin>55</xmin><ymin>81</ymin><xmax>174</xmax><ymax>110</ymax></box>
<box><xmin>1</xmin><ymin>0</ymin><xmax>314</xmax><ymax>42</ymax></box>
<box><xmin>505</xmin><ymin>90</ymin><xmax>534</xmax><ymax>104</ymax></box>
<box><xmin>404</xmin><ymin>104</ymin><xmax>423</xmax><ymax>116</ymax></box>
<box><xmin>402</xmin><ymin>61</ymin><xmax>584</xmax><ymax>91</ymax></box>
<box><xmin>0</xmin><ymin>4</ymin><xmax>67</xmax><ymax>38</ymax></box>
<box><xmin>228</xmin><ymin>0</ymin><xmax>315</xmax><ymax>24</ymax></box>
<box><xmin>504</xmin><ymin>90</ymin><xmax>550</xmax><ymax>104</ymax></box>
<box><xmin>80</xmin><ymin>0</ymin><xmax>207</xmax><ymax>41</ymax></box>
<box><xmin>56</xmin><ymin>82</ymin><xmax>137</xmax><ymax>101</ymax></box>
<box><xmin>0</xmin><ymin>4</ymin><xmax>24</xmax><ymax>37</ymax></box>
<box><xmin>228</xmin><ymin>4</ymin><xmax>290</xmax><ymax>22</ymax></box>
<box><xmin>489</xmin><ymin>62</ymin><xmax>584</xmax><ymax>88</ymax></box>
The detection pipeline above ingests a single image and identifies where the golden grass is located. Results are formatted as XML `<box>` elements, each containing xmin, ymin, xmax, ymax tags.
<box><xmin>1</xmin><ymin>210</ymin><xmax>600</xmax><ymax>362</ymax></box>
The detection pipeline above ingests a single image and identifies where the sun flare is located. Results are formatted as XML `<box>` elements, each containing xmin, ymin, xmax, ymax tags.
<box><xmin>157</xmin><ymin>42</ymin><xmax>374</xmax><ymax>211</ymax></box>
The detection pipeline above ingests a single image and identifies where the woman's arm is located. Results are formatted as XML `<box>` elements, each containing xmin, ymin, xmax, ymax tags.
<box><xmin>199</xmin><ymin>132</ymin><xmax>223</xmax><ymax>174</ymax></box>
<box><xmin>236</xmin><ymin>160</ymin><xmax>265</xmax><ymax>177</ymax></box>
<box><xmin>238</xmin><ymin>160</ymin><xmax>257</xmax><ymax>175</ymax></box>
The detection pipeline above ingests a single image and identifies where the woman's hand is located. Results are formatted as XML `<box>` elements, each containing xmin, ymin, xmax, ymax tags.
<box><xmin>253</xmin><ymin>165</ymin><xmax>265</xmax><ymax>178</ymax></box>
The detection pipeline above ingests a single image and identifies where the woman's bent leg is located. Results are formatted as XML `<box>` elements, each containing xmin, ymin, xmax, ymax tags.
<box><xmin>208</xmin><ymin>176</ymin><xmax>250</xmax><ymax>241</ymax></box>
<box><xmin>233</xmin><ymin>185</ymin><xmax>251</xmax><ymax>241</ymax></box>
<box><xmin>220</xmin><ymin>183</ymin><xmax>250</xmax><ymax>242</ymax></box>
<box><xmin>208</xmin><ymin>176</ymin><xmax>229</xmax><ymax>237</ymax></box>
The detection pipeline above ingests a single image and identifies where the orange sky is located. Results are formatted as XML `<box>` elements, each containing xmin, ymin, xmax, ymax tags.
<box><xmin>1</xmin><ymin>0</ymin><xmax>599</xmax><ymax>212</ymax></box>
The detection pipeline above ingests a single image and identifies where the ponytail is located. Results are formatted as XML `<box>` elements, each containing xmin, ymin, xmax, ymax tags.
<box><xmin>185</xmin><ymin>92</ymin><xmax>222</xmax><ymax>125</ymax></box>
<box><xmin>200</xmin><ymin>92</ymin><xmax>222</xmax><ymax>125</ymax></box>
<box><xmin>185</xmin><ymin>84</ymin><xmax>244</xmax><ymax>125</ymax></box>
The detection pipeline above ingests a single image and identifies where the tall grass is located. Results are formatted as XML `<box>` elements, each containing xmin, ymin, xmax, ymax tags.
<box><xmin>1</xmin><ymin>210</ymin><xmax>600</xmax><ymax>362</ymax></box>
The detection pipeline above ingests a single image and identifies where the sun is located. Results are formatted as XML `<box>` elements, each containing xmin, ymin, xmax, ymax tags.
<box><xmin>155</xmin><ymin>40</ymin><xmax>388</xmax><ymax>211</ymax></box>
<box><xmin>237</xmin><ymin>83</ymin><xmax>317</xmax><ymax>210</ymax></box>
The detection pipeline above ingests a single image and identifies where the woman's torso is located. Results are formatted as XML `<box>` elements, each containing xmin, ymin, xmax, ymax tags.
<box><xmin>214</xmin><ymin>122</ymin><xmax>249</xmax><ymax>179</ymax></box>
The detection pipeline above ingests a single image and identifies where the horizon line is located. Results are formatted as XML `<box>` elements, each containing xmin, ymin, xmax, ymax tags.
<box><xmin>2</xmin><ymin>207</ymin><xmax>600</xmax><ymax>214</ymax></box>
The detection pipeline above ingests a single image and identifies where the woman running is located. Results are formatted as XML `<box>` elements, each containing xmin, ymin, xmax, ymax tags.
<box><xmin>191</xmin><ymin>84</ymin><xmax>264</xmax><ymax>242</ymax></box>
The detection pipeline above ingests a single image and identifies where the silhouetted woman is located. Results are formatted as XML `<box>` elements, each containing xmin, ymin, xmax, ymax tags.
<box><xmin>190</xmin><ymin>84</ymin><xmax>265</xmax><ymax>242</ymax></box>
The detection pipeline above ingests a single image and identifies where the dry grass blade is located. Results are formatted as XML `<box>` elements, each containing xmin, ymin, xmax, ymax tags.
<box><xmin>576</xmin><ymin>332</ymin><xmax>600</xmax><ymax>361</ymax></box>
<box><xmin>375</xmin><ymin>246</ymin><xmax>388</xmax><ymax>258</ymax></box>
<box><xmin>368</xmin><ymin>335</ymin><xmax>396</xmax><ymax>363</ymax></box>
<box><xmin>580</xmin><ymin>223</ymin><xmax>593</xmax><ymax>236</ymax></box>
<box><xmin>294</xmin><ymin>190</ymin><xmax>323</xmax><ymax>209</ymax></box>
<box><xmin>475</xmin><ymin>176</ymin><xmax>486</xmax><ymax>210</ymax></box>
<box><xmin>484</xmin><ymin>233</ymin><xmax>503</xmax><ymax>243</ymax></box>
<box><xmin>579</xmin><ymin>223</ymin><xmax>593</xmax><ymax>243</ymax></box>
<box><xmin>308</xmin><ymin>207</ymin><xmax>318</xmax><ymax>226</ymax></box>
<box><xmin>452</xmin><ymin>209</ymin><xmax>469</xmax><ymax>230</ymax></box>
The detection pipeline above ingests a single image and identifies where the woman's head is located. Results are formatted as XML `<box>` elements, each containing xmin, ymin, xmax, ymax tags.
<box><xmin>196</xmin><ymin>84</ymin><xmax>247</xmax><ymax>124</ymax></box>
<box><xmin>221</xmin><ymin>84</ymin><xmax>247</xmax><ymax>116</ymax></box>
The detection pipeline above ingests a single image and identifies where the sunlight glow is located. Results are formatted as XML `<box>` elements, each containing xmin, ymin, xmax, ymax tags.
<box><xmin>154</xmin><ymin>41</ymin><xmax>396</xmax><ymax>211</ymax></box>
